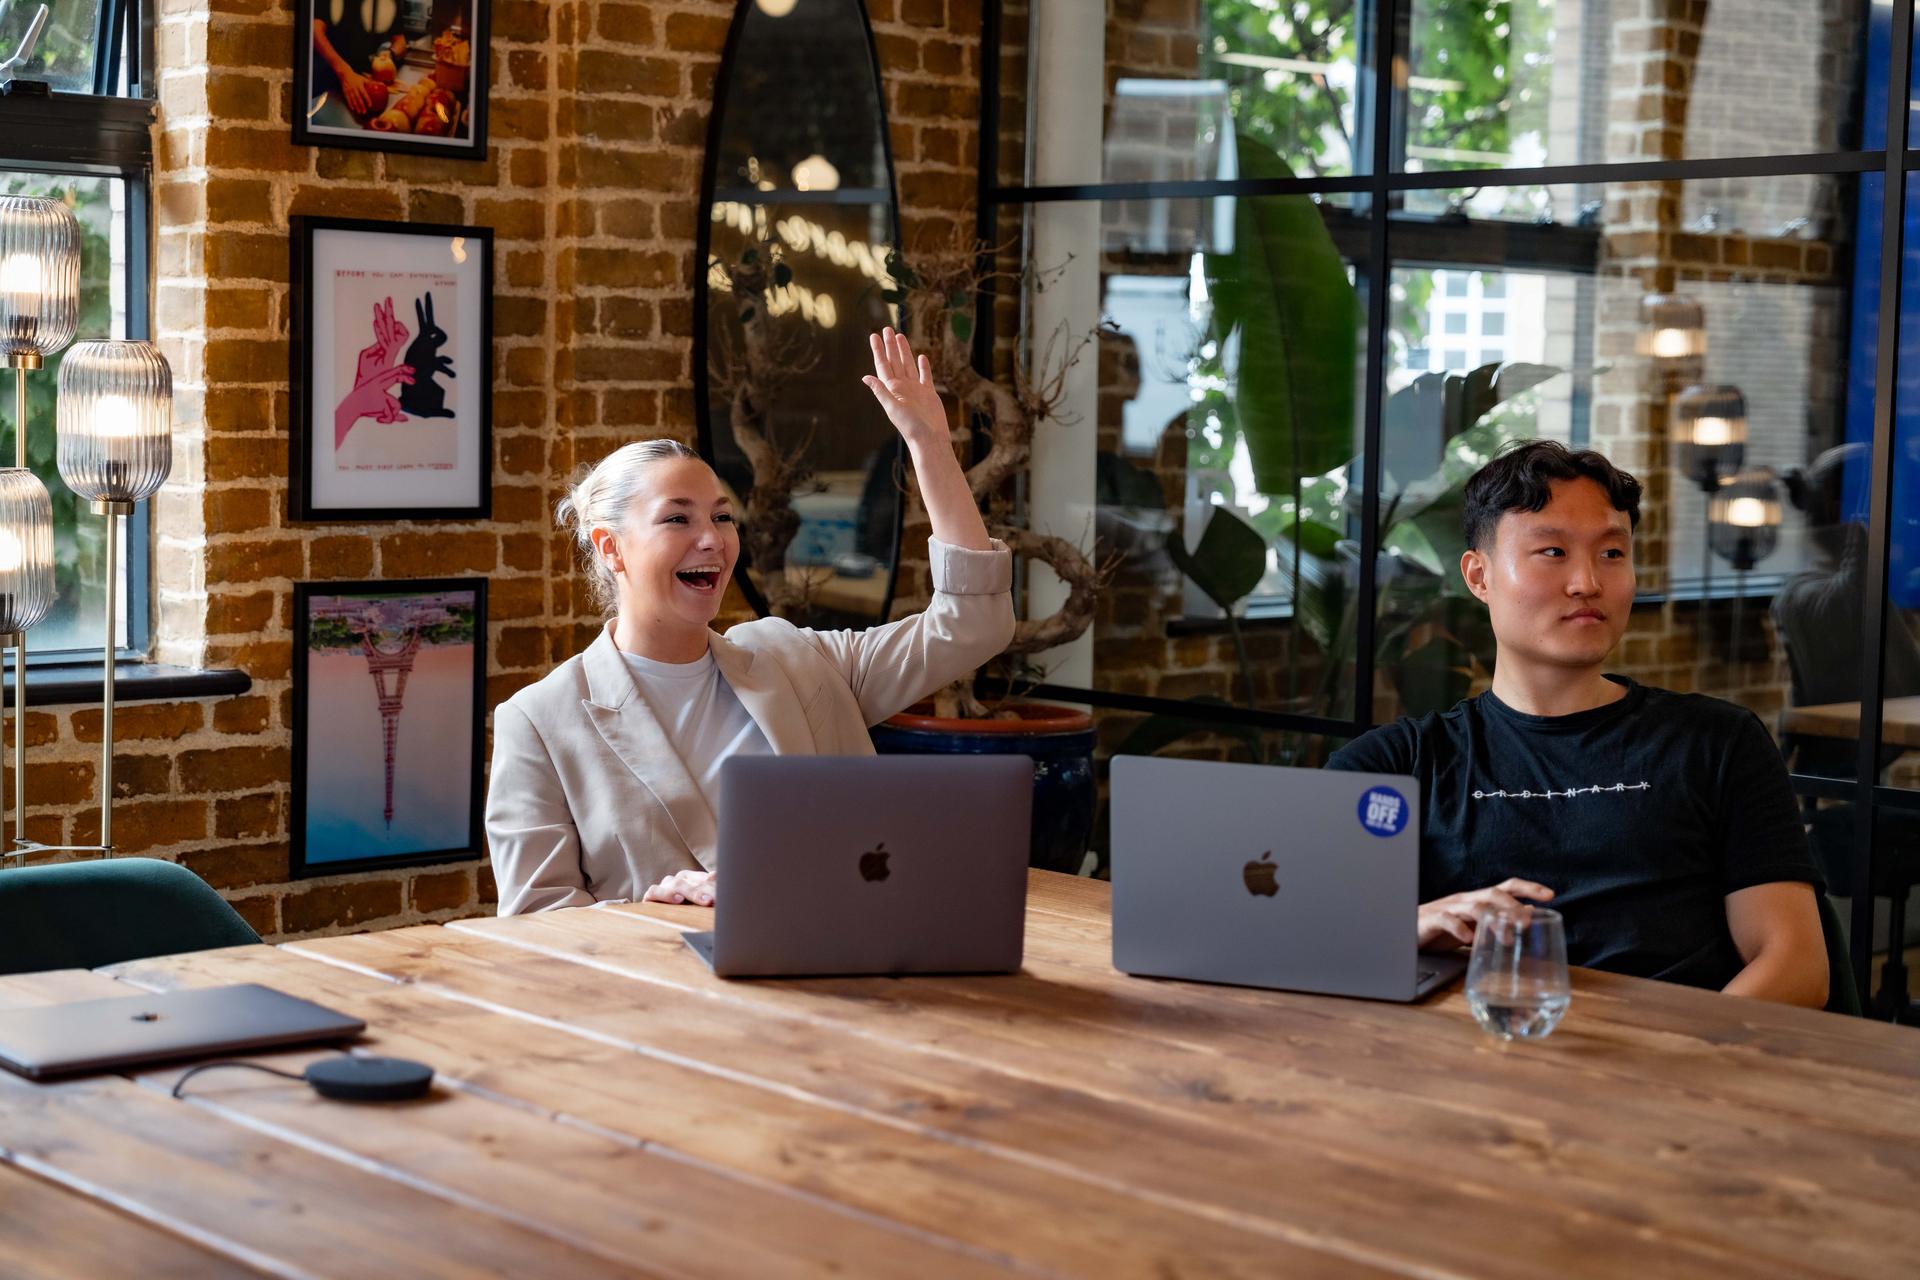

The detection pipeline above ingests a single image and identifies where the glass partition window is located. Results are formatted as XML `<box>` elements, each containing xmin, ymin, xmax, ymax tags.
<box><xmin>1069</xmin><ymin>194</ymin><xmax>1370</xmax><ymax>722</ymax></box>
<box><xmin>993</xmin><ymin>0</ymin><xmax>1920</xmax><ymax>1016</ymax></box>
<box><xmin>1375</xmin><ymin>175</ymin><xmax>1871</xmax><ymax>724</ymax></box>
<box><xmin>999</xmin><ymin>0</ymin><xmax>1372</xmax><ymax>187</ymax></box>
<box><xmin>1399</xmin><ymin>0</ymin><xmax>1867</xmax><ymax>173</ymax></box>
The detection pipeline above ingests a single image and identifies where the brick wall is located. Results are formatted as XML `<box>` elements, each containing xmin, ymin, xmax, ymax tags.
<box><xmin>4</xmin><ymin>1</ymin><xmax>980</xmax><ymax>938</ymax></box>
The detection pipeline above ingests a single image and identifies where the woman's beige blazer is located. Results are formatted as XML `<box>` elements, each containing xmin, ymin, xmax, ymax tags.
<box><xmin>485</xmin><ymin>538</ymin><xmax>1016</xmax><ymax>914</ymax></box>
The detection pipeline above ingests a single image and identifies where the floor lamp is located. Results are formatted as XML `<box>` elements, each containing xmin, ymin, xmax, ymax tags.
<box><xmin>1707</xmin><ymin>468</ymin><xmax>1782</xmax><ymax>664</ymax></box>
<box><xmin>1674</xmin><ymin>383</ymin><xmax>1749</xmax><ymax>606</ymax></box>
<box><xmin>0</xmin><ymin>193</ymin><xmax>77</xmax><ymax>858</ymax></box>
<box><xmin>54</xmin><ymin>340</ymin><xmax>172</xmax><ymax>856</ymax></box>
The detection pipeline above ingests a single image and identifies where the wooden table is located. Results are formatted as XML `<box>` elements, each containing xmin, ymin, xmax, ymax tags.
<box><xmin>2</xmin><ymin>871</ymin><xmax>1917</xmax><ymax>1279</ymax></box>
<box><xmin>1782</xmin><ymin>695</ymin><xmax>1920</xmax><ymax>747</ymax></box>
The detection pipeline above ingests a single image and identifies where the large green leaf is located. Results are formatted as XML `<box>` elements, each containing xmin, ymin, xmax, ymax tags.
<box><xmin>1206</xmin><ymin>131</ymin><xmax>1359</xmax><ymax>499</ymax></box>
<box><xmin>1168</xmin><ymin>505</ymin><xmax>1268</xmax><ymax>612</ymax></box>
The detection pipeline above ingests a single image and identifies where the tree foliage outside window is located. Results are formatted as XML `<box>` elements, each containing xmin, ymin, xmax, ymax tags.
<box><xmin>0</xmin><ymin>1</ymin><xmax>105</xmax><ymax>93</ymax></box>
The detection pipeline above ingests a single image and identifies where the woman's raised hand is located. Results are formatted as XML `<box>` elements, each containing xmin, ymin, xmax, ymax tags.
<box><xmin>861</xmin><ymin>327</ymin><xmax>949</xmax><ymax>451</ymax></box>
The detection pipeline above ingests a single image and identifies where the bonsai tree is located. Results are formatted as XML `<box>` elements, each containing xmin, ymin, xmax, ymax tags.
<box><xmin>706</xmin><ymin>247</ymin><xmax>817</xmax><ymax>618</ymax></box>
<box><xmin>879</xmin><ymin>230</ymin><xmax>1110</xmax><ymax>719</ymax></box>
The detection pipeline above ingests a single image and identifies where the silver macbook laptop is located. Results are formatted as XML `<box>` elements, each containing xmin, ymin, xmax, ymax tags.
<box><xmin>683</xmin><ymin>754</ymin><xmax>1032</xmax><ymax>977</ymax></box>
<box><xmin>0</xmin><ymin>983</ymin><xmax>366</xmax><ymax>1080</ymax></box>
<box><xmin>1110</xmin><ymin>756</ymin><xmax>1465</xmax><ymax>1001</ymax></box>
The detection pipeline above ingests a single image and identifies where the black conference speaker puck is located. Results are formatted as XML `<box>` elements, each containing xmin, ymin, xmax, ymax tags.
<box><xmin>303</xmin><ymin>1056</ymin><xmax>434</xmax><ymax>1102</ymax></box>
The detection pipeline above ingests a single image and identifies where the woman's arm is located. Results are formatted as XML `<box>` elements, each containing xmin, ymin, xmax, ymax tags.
<box><xmin>485</xmin><ymin>702</ymin><xmax>597</xmax><ymax>914</ymax></box>
<box><xmin>863</xmin><ymin>328</ymin><xmax>992</xmax><ymax>551</ymax></box>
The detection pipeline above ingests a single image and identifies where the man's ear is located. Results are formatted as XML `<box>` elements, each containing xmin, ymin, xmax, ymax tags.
<box><xmin>1460</xmin><ymin>545</ymin><xmax>1491</xmax><ymax>604</ymax></box>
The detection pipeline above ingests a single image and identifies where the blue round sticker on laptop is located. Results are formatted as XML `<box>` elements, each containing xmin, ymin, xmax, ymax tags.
<box><xmin>1357</xmin><ymin>786</ymin><xmax>1409</xmax><ymax>838</ymax></box>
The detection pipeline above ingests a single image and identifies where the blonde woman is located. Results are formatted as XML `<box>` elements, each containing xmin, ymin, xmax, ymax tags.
<box><xmin>485</xmin><ymin>330</ymin><xmax>1014</xmax><ymax>914</ymax></box>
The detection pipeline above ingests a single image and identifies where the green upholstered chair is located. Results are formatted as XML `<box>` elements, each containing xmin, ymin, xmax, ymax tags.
<box><xmin>0</xmin><ymin>858</ymin><xmax>260</xmax><ymax>976</ymax></box>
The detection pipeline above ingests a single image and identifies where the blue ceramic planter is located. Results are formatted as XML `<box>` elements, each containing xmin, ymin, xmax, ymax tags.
<box><xmin>869</xmin><ymin>704</ymin><xmax>1097</xmax><ymax>875</ymax></box>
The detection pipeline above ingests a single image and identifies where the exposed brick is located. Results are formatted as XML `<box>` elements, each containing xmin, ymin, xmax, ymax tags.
<box><xmin>112</xmin><ymin>754</ymin><xmax>176</xmax><ymax>800</ymax></box>
<box><xmin>575</xmin><ymin>50</ymin><xmax>680</xmax><ymax>96</ymax></box>
<box><xmin>664</xmin><ymin>11</ymin><xmax>730</xmax><ymax>51</ymax></box>
<box><xmin>226</xmin><ymin>891</ymin><xmax>279</xmax><ymax>936</ymax></box>
<box><xmin>71</xmin><ymin>701</ymin><xmax>205</xmax><ymax>743</ymax></box>
<box><xmin>213</xmin><ymin>695</ymin><xmax>274</xmax><ymax>734</ymax></box>
<box><xmin>280</xmin><ymin>880</ymin><xmax>405</xmax><ymax>933</ymax></box>
<box><xmin>205</xmin><ymin>488</ymin><xmax>273</xmax><ymax>535</ymax></box>
<box><xmin>204</xmin><ymin>588</ymin><xmax>275</xmax><ymax>635</ymax></box>
<box><xmin>27</xmin><ymin>760</ymin><xmax>95</xmax><ymax>807</ymax></box>
<box><xmin>208</xmin><ymin>536</ymin><xmax>304</xmax><ymax>584</ymax></box>
<box><xmin>410</xmin><ymin>868</ymin><xmax>475</xmax><ymax>914</ymax></box>
<box><xmin>178</xmin><ymin>745</ymin><xmax>293</xmax><ymax>793</ymax></box>
<box><xmin>215</xmin><ymin>791</ymin><xmax>283</xmax><ymax>840</ymax></box>
<box><xmin>380</xmin><ymin>531</ymin><xmax>498</xmax><ymax>576</ymax></box>
<box><xmin>308</xmin><ymin>535</ymin><xmax>375</xmax><ymax>579</ymax></box>
<box><xmin>182</xmin><ymin>842</ymin><xmax>291</xmax><ymax>891</ymax></box>
<box><xmin>77</xmin><ymin>799</ymin><xmax>209</xmax><ymax>855</ymax></box>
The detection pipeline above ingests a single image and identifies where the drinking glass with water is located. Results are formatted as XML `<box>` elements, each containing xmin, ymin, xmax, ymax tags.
<box><xmin>1466</xmin><ymin>904</ymin><xmax>1570</xmax><ymax>1041</ymax></box>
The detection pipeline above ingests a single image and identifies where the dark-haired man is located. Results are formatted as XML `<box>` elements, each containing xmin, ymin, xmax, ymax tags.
<box><xmin>1329</xmin><ymin>440</ymin><xmax>1828</xmax><ymax>1006</ymax></box>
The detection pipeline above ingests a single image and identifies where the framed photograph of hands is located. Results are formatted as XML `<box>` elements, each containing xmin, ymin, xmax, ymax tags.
<box><xmin>290</xmin><ymin>216</ymin><xmax>493</xmax><ymax>521</ymax></box>
<box><xmin>292</xmin><ymin>0</ymin><xmax>490</xmax><ymax>160</ymax></box>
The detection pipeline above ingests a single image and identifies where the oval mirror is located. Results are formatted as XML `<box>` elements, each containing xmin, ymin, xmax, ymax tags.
<box><xmin>695</xmin><ymin>0</ymin><xmax>904</xmax><ymax>628</ymax></box>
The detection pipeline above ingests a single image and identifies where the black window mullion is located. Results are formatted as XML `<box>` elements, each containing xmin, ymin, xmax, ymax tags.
<box><xmin>1849</xmin><ymin>0</ymin><xmax>1917</xmax><ymax>1014</ymax></box>
<box><xmin>1351</xmin><ymin>0</ymin><xmax>1401</xmax><ymax>728</ymax></box>
<box><xmin>94</xmin><ymin>0</ymin><xmax>127</xmax><ymax>98</ymax></box>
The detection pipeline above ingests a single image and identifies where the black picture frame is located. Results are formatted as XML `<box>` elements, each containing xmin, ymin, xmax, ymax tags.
<box><xmin>290</xmin><ymin>577</ymin><xmax>488</xmax><ymax>880</ymax></box>
<box><xmin>290</xmin><ymin>215</ymin><xmax>493</xmax><ymax>522</ymax></box>
<box><xmin>291</xmin><ymin>0</ymin><xmax>490</xmax><ymax>161</ymax></box>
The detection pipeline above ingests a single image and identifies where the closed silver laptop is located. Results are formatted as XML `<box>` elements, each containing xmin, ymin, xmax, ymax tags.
<box><xmin>1110</xmin><ymin>756</ymin><xmax>1464</xmax><ymax>1001</ymax></box>
<box><xmin>683</xmin><ymin>754</ymin><xmax>1032</xmax><ymax>977</ymax></box>
<box><xmin>0</xmin><ymin>983</ymin><xmax>365</xmax><ymax>1080</ymax></box>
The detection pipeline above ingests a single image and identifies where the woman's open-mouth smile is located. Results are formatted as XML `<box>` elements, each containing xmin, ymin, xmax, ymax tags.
<box><xmin>675</xmin><ymin>565</ymin><xmax>723</xmax><ymax>594</ymax></box>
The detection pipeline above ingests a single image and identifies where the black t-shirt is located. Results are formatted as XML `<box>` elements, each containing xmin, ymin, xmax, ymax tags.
<box><xmin>1326</xmin><ymin>677</ymin><xmax>1822</xmax><ymax>991</ymax></box>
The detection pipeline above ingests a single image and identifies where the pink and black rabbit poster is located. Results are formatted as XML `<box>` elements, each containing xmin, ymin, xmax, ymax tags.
<box><xmin>292</xmin><ymin>216</ymin><xmax>492</xmax><ymax>520</ymax></box>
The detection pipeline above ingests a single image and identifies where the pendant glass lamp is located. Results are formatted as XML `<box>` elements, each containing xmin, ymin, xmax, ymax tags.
<box><xmin>0</xmin><ymin>195</ymin><xmax>81</xmax><ymax>368</ymax></box>
<box><xmin>56</xmin><ymin>339</ymin><xmax>173</xmax><ymax>505</ymax></box>
<box><xmin>1708</xmin><ymin>469</ymin><xmax>1783</xmax><ymax>572</ymax></box>
<box><xmin>1673</xmin><ymin>383</ymin><xmax>1748</xmax><ymax>491</ymax></box>
<box><xmin>0</xmin><ymin>468</ymin><xmax>53</xmax><ymax>636</ymax></box>
<box><xmin>1636</xmin><ymin>292</ymin><xmax>1706</xmax><ymax>361</ymax></box>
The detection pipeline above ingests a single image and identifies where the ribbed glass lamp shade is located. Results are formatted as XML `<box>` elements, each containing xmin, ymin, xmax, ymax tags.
<box><xmin>1673</xmin><ymin>383</ymin><xmax>1747</xmax><ymax>489</ymax></box>
<box><xmin>0</xmin><ymin>468</ymin><xmax>55</xmax><ymax>634</ymax></box>
<box><xmin>0</xmin><ymin>196</ymin><xmax>81</xmax><ymax>364</ymax></box>
<box><xmin>1708</xmin><ymin>469</ymin><xmax>1782</xmax><ymax>572</ymax></box>
<box><xmin>56</xmin><ymin>340</ymin><xmax>173</xmax><ymax>504</ymax></box>
<box><xmin>1636</xmin><ymin>292</ymin><xmax>1706</xmax><ymax>360</ymax></box>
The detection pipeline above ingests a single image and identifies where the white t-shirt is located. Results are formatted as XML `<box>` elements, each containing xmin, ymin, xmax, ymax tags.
<box><xmin>620</xmin><ymin>649</ymin><xmax>772</xmax><ymax>864</ymax></box>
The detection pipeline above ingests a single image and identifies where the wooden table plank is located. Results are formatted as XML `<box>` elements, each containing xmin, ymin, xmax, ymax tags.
<box><xmin>1781</xmin><ymin>695</ymin><xmax>1920</xmax><ymax>747</ymax></box>
<box><xmin>37</xmin><ymin>955</ymin><xmax>1039</xmax><ymax>1280</ymax></box>
<box><xmin>109</xmin><ymin>943</ymin><xmax>1395</xmax><ymax>1280</ymax></box>
<box><xmin>434</xmin><ymin>897</ymin><xmax>1918</xmax><ymax>1279</ymax></box>
<box><xmin>0</xmin><ymin>966</ymin><xmax>662</xmax><ymax>1280</ymax></box>
<box><xmin>3</xmin><ymin>871</ymin><xmax>1908</xmax><ymax>1280</ymax></box>
<box><xmin>0</xmin><ymin>1159</ymin><xmax>265</xmax><ymax>1280</ymax></box>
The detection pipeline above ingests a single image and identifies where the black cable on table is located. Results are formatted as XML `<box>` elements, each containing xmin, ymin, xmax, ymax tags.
<box><xmin>170</xmin><ymin>1059</ymin><xmax>310</xmax><ymax>1098</ymax></box>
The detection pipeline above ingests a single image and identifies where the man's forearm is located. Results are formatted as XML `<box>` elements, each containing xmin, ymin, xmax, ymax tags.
<box><xmin>1722</xmin><ymin>943</ymin><xmax>1829</xmax><ymax>1008</ymax></box>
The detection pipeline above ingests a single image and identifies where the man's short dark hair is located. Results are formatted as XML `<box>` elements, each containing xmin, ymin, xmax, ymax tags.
<box><xmin>1462</xmin><ymin>440</ymin><xmax>1642</xmax><ymax>551</ymax></box>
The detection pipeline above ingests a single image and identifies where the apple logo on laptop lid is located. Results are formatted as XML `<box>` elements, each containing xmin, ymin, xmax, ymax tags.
<box><xmin>859</xmin><ymin>842</ymin><xmax>891</xmax><ymax>882</ymax></box>
<box><xmin>1242</xmin><ymin>851</ymin><xmax>1279</xmax><ymax>897</ymax></box>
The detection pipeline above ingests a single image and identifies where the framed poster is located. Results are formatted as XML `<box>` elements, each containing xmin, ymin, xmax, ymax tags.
<box><xmin>291</xmin><ymin>578</ymin><xmax>487</xmax><ymax>878</ymax></box>
<box><xmin>292</xmin><ymin>0</ymin><xmax>490</xmax><ymax>160</ymax></box>
<box><xmin>290</xmin><ymin>216</ymin><xmax>493</xmax><ymax>521</ymax></box>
